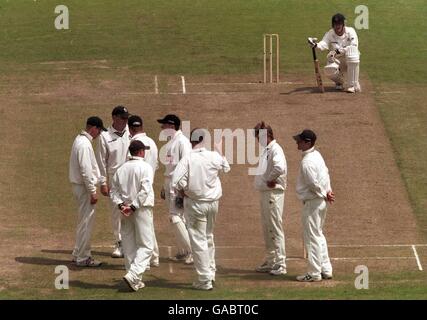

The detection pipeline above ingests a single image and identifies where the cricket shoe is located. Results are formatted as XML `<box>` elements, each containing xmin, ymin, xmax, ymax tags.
<box><xmin>335</xmin><ymin>84</ymin><xmax>344</xmax><ymax>91</ymax></box>
<box><xmin>296</xmin><ymin>274</ymin><xmax>322</xmax><ymax>282</ymax></box>
<box><xmin>269</xmin><ymin>265</ymin><xmax>287</xmax><ymax>276</ymax></box>
<box><xmin>255</xmin><ymin>261</ymin><xmax>273</xmax><ymax>273</ymax></box>
<box><xmin>150</xmin><ymin>259</ymin><xmax>160</xmax><ymax>267</ymax></box>
<box><xmin>192</xmin><ymin>281</ymin><xmax>213</xmax><ymax>291</ymax></box>
<box><xmin>123</xmin><ymin>273</ymin><xmax>145</xmax><ymax>292</ymax></box>
<box><xmin>321</xmin><ymin>272</ymin><xmax>333</xmax><ymax>280</ymax></box>
<box><xmin>76</xmin><ymin>257</ymin><xmax>102</xmax><ymax>267</ymax></box>
<box><xmin>346</xmin><ymin>84</ymin><xmax>362</xmax><ymax>93</ymax></box>
<box><xmin>111</xmin><ymin>242</ymin><xmax>124</xmax><ymax>258</ymax></box>
<box><xmin>184</xmin><ymin>253</ymin><xmax>194</xmax><ymax>265</ymax></box>
<box><xmin>168</xmin><ymin>253</ymin><xmax>187</xmax><ymax>262</ymax></box>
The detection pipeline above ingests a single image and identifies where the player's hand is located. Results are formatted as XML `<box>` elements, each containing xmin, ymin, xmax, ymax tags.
<box><xmin>335</xmin><ymin>48</ymin><xmax>344</xmax><ymax>57</ymax></box>
<box><xmin>121</xmin><ymin>206</ymin><xmax>133</xmax><ymax>217</ymax></box>
<box><xmin>90</xmin><ymin>193</ymin><xmax>98</xmax><ymax>205</ymax></box>
<box><xmin>100</xmin><ymin>184</ymin><xmax>109</xmax><ymax>196</ymax></box>
<box><xmin>266</xmin><ymin>180</ymin><xmax>277</xmax><ymax>188</ymax></box>
<box><xmin>307</xmin><ymin>37</ymin><xmax>318</xmax><ymax>48</ymax></box>
<box><xmin>326</xmin><ymin>191</ymin><xmax>335</xmax><ymax>203</ymax></box>
<box><xmin>160</xmin><ymin>187</ymin><xmax>166</xmax><ymax>200</ymax></box>
<box><xmin>327</xmin><ymin>51</ymin><xmax>338</xmax><ymax>63</ymax></box>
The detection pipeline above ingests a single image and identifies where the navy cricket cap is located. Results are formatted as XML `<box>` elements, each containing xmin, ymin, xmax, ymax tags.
<box><xmin>128</xmin><ymin>115</ymin><xmax>143</xmax><ymax>127</ymax></box>
<box><xmin>86</xmin><ymin>116</ymin><xmax>107</xmax><ymax>131</ymax></box>
<box><xmin>129</xmin><ymin>140</ymin><xmax>150</xmax><ymax>154</ymax></box>
<box><xmin>112</xmin><ymin>105</ymin><xmax>129</xmax><ymax>119</ymax></box>
<box><xmin>332</xmin><ymin>13</ymin><xmax>346</xmax><ymax>26</ymax></box>
<box><xmin>293</xmin><ymin>129</ymin><xmax>317</xmax><ymax>143</ymax></box>
<box><xmin>157</xmin><ymin>114</ymin><xmax>181</xmax><ymax>127</ymax></box>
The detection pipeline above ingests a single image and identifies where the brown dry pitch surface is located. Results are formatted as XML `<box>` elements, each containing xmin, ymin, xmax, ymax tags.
<box><xmin>0</xmin><ymin>70</ymin><xmax>424</xmax><ymax>297</ymax></box>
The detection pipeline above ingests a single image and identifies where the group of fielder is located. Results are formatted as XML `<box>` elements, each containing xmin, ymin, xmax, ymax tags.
<box><xmin>68</xmin><ymin>12</ymin><xmax>357</xmax><ymax>291</ymax></box>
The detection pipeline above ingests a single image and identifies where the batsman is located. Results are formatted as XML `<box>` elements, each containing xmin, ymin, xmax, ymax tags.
<box><xmin>308</xmin><ymin>13</ymin><xmax>361</xmax><ymax>93</ymax></box>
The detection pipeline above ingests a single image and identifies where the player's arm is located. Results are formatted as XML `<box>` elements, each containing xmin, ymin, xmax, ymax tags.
<box><xmin>77</xmin><ymin>146</ymin><xmax>98</xmax><ymax>204</ymax></box>
<box><xmin>95</xmin><ymin>135</ymin><xmax>109</xmax><ymax>195</ymax></box>
<box><xmin>302</xmin><ymin>162</ymin><xmax>328</xmax><ymax>199</ymax></box>
<box><xmin>110</xmin><ymin>171</ymin><xmax>123</xmax><ymax>206</ymax></box>
<box><xmin>308</xmin><ymin>31</ymin><xmax>330</xmax><ymax>51</ymax></box>
<box><xmin>266</xmin><ymin>148</ymin><xmax>286</xmax><ymax>188</ymax></box>
<box><xmin>131</xmin><ymin>170</ymin><xmax>154</xmax><ymax>210</ymax></box>
<box><xmin>172</xmin><ymin>156</ymin><xmax>189</xmax><ymax>192</ymax></box>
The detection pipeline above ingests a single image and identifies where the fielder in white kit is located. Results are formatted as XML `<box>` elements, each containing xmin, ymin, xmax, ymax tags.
<box><xmin>308</xmin><ymin>13</ymin><xmax>361</xmax><ymax>93</ymax></box>
<box><xmin>293</xmin><ymin>129</ymin><xmax>335</xmax><ymax>282</ymax></box>
<box><xmin>253</xmin><ymin>122</ymin><xmax>287</xmax><ymax>276</ymax></box>
<box><xmin>110</xmin><ymin>140</ymin><xmax>155</xmax><ymax>291</ymax></box>
<box><xmin>69</xmin><ymin>116</ymin><xmax>107</xmax><ymax>267</ymax></box>
<box><xmin>158</xmin><ymin>114</ymin><xmax>193</xmax><ymax>264</ymax></box>
<box><xmin>128</xmin><ymin>115</ymin><xmax>160</xmax><ymax>268</ymax></box>
<box><xmin>172</xmin><ymin>129</ymin><xmax>230</xmax><ymax>290</ymax></box>
<box><xmin>96</xmin><ymin>106</ymin><xmax>131</xmax><ymax>258</ymax></box>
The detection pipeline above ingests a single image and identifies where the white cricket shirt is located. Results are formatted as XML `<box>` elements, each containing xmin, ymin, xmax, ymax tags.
<box><xmin>163</xmin><ymin>130</ymin><xmax>192</xmax><ymax>178</ymax></box>
<box><xmin>296</xmin><ymin>147</ymin><xmax>332</xmax><ymax>201</ymax></box>
<box><xmin>95</xmin><ymin>125</ymin><xmax>131</xmax><ymax>184</ymax></box>
<box><xmin>110</xmin><ymin>156</ymin><xmax>154</xmax><ymax>209</ymax></box>
<box><xmin>254</xmin><ymin>140</ymin><xmax>287</xmax><ymax>192</ymax></box>
<box><xmin>131</xmin><ymin>132</ymin><xmax>159</xmax><ymax>175</ymax></box>
<box><xmin>172</xmin><ymin>147</ymin><xmax>230</xmax><ymax>201</ymax></box>
<box><xmin>317</xmin><ymin>26</ymin><xmax>359</xmax><ymax>52</ymax></box>
<box><xmin>69</xmin><ymin>131</ymin><xmax>103</xmax><ymax>194</ymax></box>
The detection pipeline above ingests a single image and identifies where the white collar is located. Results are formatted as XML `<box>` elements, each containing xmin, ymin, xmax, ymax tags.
<box><xmin>132</xmin><ymin>132</ymin><xmax>147</xmax><ymax>139</ymax></box>
<box><xmin>302</xmin><ymin>146</ymin><xmax>315</xmax><ymax>157</ymax></box>
<box><xmin>192</xmin><ymin>147</ymin><xmax>206</xmax><ymax>153</ymax></box>
<box><xmin>129</xmin><ymin>156</ymin><xmax>145</xmax><ymax>161</ymax></box>
<box><xmin>80</xmin><ymin>131</ymin><xmax>93</xmax><ymax>141</ymax></box>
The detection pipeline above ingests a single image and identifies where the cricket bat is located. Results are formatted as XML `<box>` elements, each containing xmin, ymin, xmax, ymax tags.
<box><xmin>312</xmin><ymin>47</ymin><xmax>325</xmax><ymax>93</ymax></box>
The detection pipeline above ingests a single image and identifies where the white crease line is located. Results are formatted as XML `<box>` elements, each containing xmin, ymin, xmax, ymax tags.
<box><xmin>118</xmin><ymin>92</ymin><xmax>281</xmax><ymax>95</ymax></box>
<box><xmin>411</xmin><ymin>245</ymin><xmax>423</xmax><ymax>271</ymax></box>
<box><xmin>330</xmin><ymin>257</ymin><xmax>414</xmax><ymax>261</ymax></box>
<box><xmin>186</xmin><ymin>81</ymin><xmax>303</xmax><ymax>85</ymax></box>
<box><xmin>329</xmin><ymin>244</ymin><xmax>427</xmax><ymax>248</ymax></box>
<box><xmin>154</xmin><ymin>75</ymin><xmax>159</xmax><ymax>94</ymax></box>
<box><xmin>181</xmin><ymin>76</ymin><xmax>186</xmax><ymax>94</ymax></box>
<box><xmin>168</xmin><ymin>246</ymin><xmax>173</xmax><ymax>274</ymax></box>
<box><xmin>218</xmin><ymin>257</ymin><xmax>415</xmax><ymax>261</ymax></box>
<box><xmin>93</xmin><ymin>244</ymin><xmax>427</xmax><ymax>249</ymax></box>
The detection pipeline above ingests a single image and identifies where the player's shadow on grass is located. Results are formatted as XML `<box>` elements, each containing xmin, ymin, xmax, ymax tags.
<box><xmin>15</xmin><ymin>256</ymin><xmax>125</xmax><ymax>271</ymax></box>
<box><xmin>69</xmin><ymin>277</ymin><xmax>189</xmax><ymax>292</ymax></box>
<box><xmin>216</xmin><ymin>265</ymin><xmax>294</xmax><ymax>282</ymax></box>
<box><xmin>281</xmin><ymin>86</ymin><xmax>341</xmax><ymax>95</ymax></box>
<box><xmin>41</xmin><ymin>249</ymin><xmax>113</xmax><ymax>258</ymax></box>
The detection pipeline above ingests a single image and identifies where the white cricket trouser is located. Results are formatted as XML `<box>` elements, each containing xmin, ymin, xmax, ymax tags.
<box><xmin>164</xmin><ymin>178</ymin><xmax>191</xmax><ymax>255</ymax></box>
<box><xmin>184</xmin><ymin>198</ymin><xmax>218</xmax><ymax>283</ymax></box>
<box><xmin>259</xmin><ymin>190</ymin><xmax>286</xmax><ymax>268</ymax></box>
<box><xmin>72</xmin><ymin>184</ymin><xmax>96</xmax><ymax>263</ymax></box>
<box><xmin>110</xmin><ymin>200</ymin><xmax>122</xmax><ymax>243</ymax></box>
<box><xmin>302</xmin><ymin>198</ymin><xmax>332</xmax><ymax>277</ymax></box>
<box><xmin>108</xmin><ymin>176</ymin><xmax>121</xmax><ymax>243</ymax></box>
<box><xmin>121</xmin><ymin>207</ymin><xmax>154</xmax><ymax>281</ymax></box>
<box><xmin>150</xmin><ymin>214</ymin><xmax>159</xmax><ymax>264</ymax></box>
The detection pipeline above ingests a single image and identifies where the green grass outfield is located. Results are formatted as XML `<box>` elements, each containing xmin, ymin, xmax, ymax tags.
<box><xmin>0</xmin><ymin>0</ymin><xmax>426</xmax><ymax>299</ymax></box>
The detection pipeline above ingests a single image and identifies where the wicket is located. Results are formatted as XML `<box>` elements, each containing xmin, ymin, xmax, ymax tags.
<box><xmin>263</xmin><ymin>34</ymin><xmax>280</xmax><ymax>83</ymax></box>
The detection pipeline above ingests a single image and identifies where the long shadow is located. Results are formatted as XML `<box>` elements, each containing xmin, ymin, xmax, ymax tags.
<box><xmin>281</xmin><ymin>86</ymin><xmax>341</xmax><ymax>95</ymax></box>
<box><xmin>41</xmin><ymin>249</ymin><xmax>111</xmax><ymax>257</ymax></box>
<box><xmin>15</xmin><ymin>256</ymin><xmax>125</xmax><ymax>271</ymax></box>
<box><xmin>70</xmin><ymin>276</ymin><xmax>189</xmax><ymax>292</ymax></box>
<box><xmin>216</xmin><ymin>265</ymin><xmax>294</xmax><ymax>282</ymax></box>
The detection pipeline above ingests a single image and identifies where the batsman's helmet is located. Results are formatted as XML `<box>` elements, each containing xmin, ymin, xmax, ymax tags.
<box><xmin>331</xmin><ymin>13</ymin><xmax>346</xmax><ymax>26</ymax></box>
